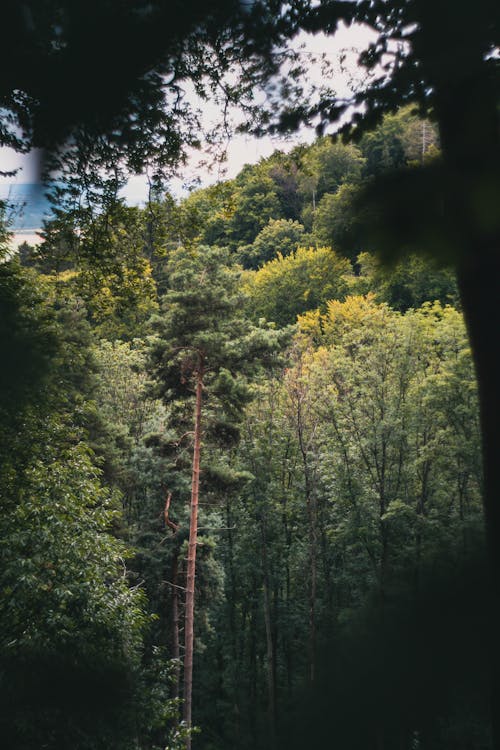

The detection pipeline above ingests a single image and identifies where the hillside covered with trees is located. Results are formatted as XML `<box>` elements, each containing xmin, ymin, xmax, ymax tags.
<box><xmin>1</xmin><ymin>105</ymin><xmax>489</xmax><ymax>749</ymax></box>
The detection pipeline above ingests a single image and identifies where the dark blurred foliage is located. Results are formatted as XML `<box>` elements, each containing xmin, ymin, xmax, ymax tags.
<box><xmin>278</xmin><ymin>549</ymin><xmax>493</xmax><ymax>750</ymax></box>
<box><xmin>0</xmin><ymin>0</ymin><xmax>287</xmax><ymax>185</ymax></box>
<box><xmin>0</xmin><ymin>651</ymin><xmax>137</xmax><ymax>750</ymax></box>
<box><xmin>0</xmin><ymin>261</ymin><xmax>58</xmax><ymax>421</ymax></box>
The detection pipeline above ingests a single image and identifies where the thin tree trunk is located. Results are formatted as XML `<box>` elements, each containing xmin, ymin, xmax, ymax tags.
<box><xmin>295</xmin><ymin>386</ymin><xmax>318</xmax><ymax>684</ymax></box>
<box><xmin>249</xmin><ymin>578</ymin><xmax>258</xmax><ymax>748</ymax></box>
<box><xmin>184</xmin><ymin>362</ymin><xmax>204</xmax><ymax>748</ymax></box>
<box><xmin>305</xmin><ymin>466</ymin><xmax>317</xmax><ymax>684</ymax></box>
<box><xmin>164</xmin><ymin>491</ymin><xmax>181</xmax><ymax>705</ymax></box>
<box><xmin>225</xmin><ymin>497</ymin><xmax>238</xmax><ymax>662</ymax></box>
<box><xmin>225</xmin><ymin>496</ymin><xmax>242</xmax><ymax>739</ymax></box>
<box><xmin>260</xmin><ymin>513</ymin><xmax>276</xmax><ymax>745</ymax></box>
<box><xmin>283</xmin><ymin>518</ymin><xmax>293</xmax><ymax>698</ymax></box>
<box><xmin>414</xmin><ymin>455</ymin><xmax>430</xmax><ymax>597</ymax></box>
<box><xmin>171</xmin><ymin>551</ymin><xmax>181</xmax><ymax>703</ymax></box>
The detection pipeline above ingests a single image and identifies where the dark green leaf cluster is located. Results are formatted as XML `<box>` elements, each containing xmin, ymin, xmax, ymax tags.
<box><xmin>149</xmin><ymin>245</ymin><xmax>290</xmax><ymax>415</ymax></box>
<box><xmin>0</xmin><ymin>258</ymin><xmax>181</xmax><ymax>749</ymax></box>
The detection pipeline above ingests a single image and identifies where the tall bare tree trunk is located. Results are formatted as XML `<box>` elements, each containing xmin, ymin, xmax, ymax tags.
<box><xmin>184</xmin><ymin>362</ymin><xmax>204</xmax><ymax>749</ymax></box>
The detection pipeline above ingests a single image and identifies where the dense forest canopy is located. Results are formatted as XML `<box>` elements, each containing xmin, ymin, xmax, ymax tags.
<box><xmin>1</xmin><ymin>1</ymin><xmax>499</xmax><ymax>749</ymax></box>
<box><xmin>1</xmin><ymin>103</ymin><xmax>490</xmax><ymax>749</ymax></box>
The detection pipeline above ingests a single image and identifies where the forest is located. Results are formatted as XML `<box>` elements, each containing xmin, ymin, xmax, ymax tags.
<box><xmin>1</xmin><ymin>1</ymin><xmax>499</xmax><ymax>749</ymax></box>
<box><xmin>1</xmin><ymin>105</ymin><xmax>490</xmax><ymax>749</ymax></box>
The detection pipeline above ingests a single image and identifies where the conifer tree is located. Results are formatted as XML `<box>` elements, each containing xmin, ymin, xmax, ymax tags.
<box><xmin>149</xmin><ymin>246</ymin><xmax>289</xmax><ymax>746</ymax></box>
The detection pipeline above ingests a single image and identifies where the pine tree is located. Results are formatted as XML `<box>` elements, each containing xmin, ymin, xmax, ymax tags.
<box><xmin>149</xmin><ymin>246</ymin><xmax>289</xmax><ymax>746</ymax></box>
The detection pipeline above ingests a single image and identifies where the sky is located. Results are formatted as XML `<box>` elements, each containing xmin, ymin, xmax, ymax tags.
<box><xmin>0</xmin><ymin>22</ymin><xmax>376</xmax><ymax>221</ymax></box>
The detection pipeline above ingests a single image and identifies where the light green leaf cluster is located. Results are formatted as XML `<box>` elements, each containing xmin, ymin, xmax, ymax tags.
<box><xmin>244</xmin><ymin>246</ymin><xmax>352</xmax><ymax>326</ymax></box>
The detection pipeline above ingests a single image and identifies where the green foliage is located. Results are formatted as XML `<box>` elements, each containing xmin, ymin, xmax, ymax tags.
<box><xmin>0</xmin><ymin>257</ymin><xmax>182</xmax><ymax>749</ymax></box>
<box><xmin>359</xmin><ymin>107</ymin><xmax>439</xmax><ymax>176</ymax></box>
<box><xmin>298</xmin><ymin>137</ymin><xmax>365</xmax><ymax>201</ymax></box>
<box><xmin>2</xmin><ymin>5</ymin><xmax>494</xmax><ymax>746</ymax></box>
<box><xmin>0</xmin><ymin>439</ymin><xmax>144</xmax><ymax>655</ymax></box>
<box><xmin>356</xmin><ymin>251</ymin><xmax>460</xmax><ymax>311</ymax></box>
<box><xmin>172</xmin><ymin>182</ymin><xmax>237</xmax><ymax>250</ymax></box>
<box><xmin>41</xmin><ymin>202</ymin><xmax>159</xmax><ymax>339</ymax></box>
<box><xmin>0</xmin><ymin>96</ymin><xmax>489</xmax><ymax>749</ymax></box>
<box><xmin>312</xmin><ymin>183</ymin><xmax>365</xmax><ymax>260</ymax></box>
<box><xmin>162</xmin><ymin>108</ymin><xmax>441</xmax><ymax>272</ymax></box>
<box><xmin>0</xmin><ymin>420</ymin><xmax>150</xmax><ymax>748</ymax></box>
<box><xmin>150</xmin><ymin>245</ymin><xmax>288</xmax><ymax>410</ymax></box>
<box><xmin>90</xmin><ymin>338</ymin><xmax>167</xmax><ymax>500</ymax></box>
<box><xmin>196</xmin><ymin>294</ymin><xmax>482</xmax><ymax>750</ymax></box>
<box><xmin>244</xmin><ymin>246</ymin><xmax>352</xmax><ymax>326</ymax></box>
<box><xmin>237</xmin><ymin>218</ymin><xmax>308</xmax><ymax>269</ymax></box>
<box><xmin>264</xmin><ymin>151</ymin><xmax>303</xmax><ymax>220</ymax></box>
<box><xmin>304</xmin><ymin>296</ymin><xmax>481</xmax><ymax>578</ymax></box>
<box><xmin>93</xmin><ymin>339</ymin><xmax>164</xmax><ymax>443</ymax></box>
<box><xmin>0</xmin><ymin>433</ymin><xmax>185</xmax><ymax>750</ymax></box>
<box><xmin>0</xmin><ymin>262</ymin><xmax>58</xmax><ymax>422</ymax></box>
<box><xmin>227</xmin><ymin>175</ymin><xmax>284</xmax><ymax>248</ymax></box>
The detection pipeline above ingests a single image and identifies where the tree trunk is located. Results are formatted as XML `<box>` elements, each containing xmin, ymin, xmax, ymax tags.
<box><xmin>164</xmin><ymin>491</ymin><xmax>181</xmax><ymax>704</ymax></box>
<box><xmin>225</xmin><ymin>495</ymin><xmax>242</xmax><ymax>740</ymax></box>
<box><xmin>260</xmin><ymin>513</ymin><xmax>277</xmax><ymax>745</ymax></box>
<box><xmin>457</xmin><ymin>253</ymin><xmax>500</xmax><ymax>749</ymax></box>
<box><xmin>171</xmin><ymin>551</ymin><xmax>181</xmax><ymax>704</ymax></box>
<box><xmin>305</xmin><ymin>465</ymin><xmax>317</xmax><ymax>684</ymax></box>
<box><xmin>183</xmin><ymin>362</ymin><xmax>204</xmax><ymax>748</ymax></box>
<box><xmin>434</xmin><ymin>67</ymin><xmax>500</xmax><ymax>749</ymax></box>
<box><xmin>295</xmin><ymin>381</ymin><xmax>318</xmax><ymax>684</ymax></box>
<box><xmin>249</xmin><ymin>577</ymin><xmax>258</xmax><ymax>748</ymax></box>
<box><xmin>416</xmin><ymin>6</ymin><xmax>500</xmax><ymax>732</ymax></box>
